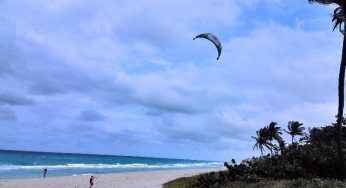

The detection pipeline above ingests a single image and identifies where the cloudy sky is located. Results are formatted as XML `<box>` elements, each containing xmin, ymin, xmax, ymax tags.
<box><xmin>0</xmin><ymin>0</ymin><xmax>343</xmax><ymax>161</ymax></box>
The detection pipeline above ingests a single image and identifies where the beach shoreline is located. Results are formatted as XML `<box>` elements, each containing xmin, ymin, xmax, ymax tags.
<box><xmin>0</xmin><ymin>168</ymin><xmax>222</xmax><ymax>188</ymax></box>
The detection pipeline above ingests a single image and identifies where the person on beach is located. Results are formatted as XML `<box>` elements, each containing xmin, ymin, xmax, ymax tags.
<box><xmin>89</xmin><ymin>176</ymin><xmax>95</xmax><ymax>188</ymax></box>
<box><xmin>43</xmin><ymin>168</ymin><xmax>47</xmax><ymax>178</ymax></box>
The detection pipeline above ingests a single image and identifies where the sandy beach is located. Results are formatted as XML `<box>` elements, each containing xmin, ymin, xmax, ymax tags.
<box><xmin>0</xmin><ymin>169</ymin><xmax>220</xmax><ymax>188</ymax></box>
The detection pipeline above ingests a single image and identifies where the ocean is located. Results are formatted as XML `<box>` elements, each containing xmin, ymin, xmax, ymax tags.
<box><xmin>0</xmin><ymin>150</ymin><xmax>223</xmax><ymax>179</ymax></box>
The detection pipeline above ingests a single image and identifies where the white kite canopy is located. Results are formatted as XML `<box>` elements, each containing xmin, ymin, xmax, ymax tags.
<box><xmin>193</xmin><ymin>33</ymin><xmax>222</xmax><ymax>60</ymax></box>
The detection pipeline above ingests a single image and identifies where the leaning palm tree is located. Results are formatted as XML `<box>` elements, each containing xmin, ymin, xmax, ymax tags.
<box><xmin>252</xmin><ymin>128</ymin><xmax>273</xmax><ymax>156</ymax></box>
<box><xmin>309</xmin><ymin>0</ymin><xmax>346</xmax><ymax>178</ymax></box>
<box><xmin>266</xmin><ymin>121</ymin><xmax>283</xmax><ymax>144</ymax></box>
<box><xmin>285</xmin><ymin>121</ymin><xmax>305</xmax><ymax>144</ymax></box>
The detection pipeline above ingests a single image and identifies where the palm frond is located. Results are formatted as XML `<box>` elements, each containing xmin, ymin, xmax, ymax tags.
<box><xmin>284</xmin><ymin>129</ymin><xmax>291</xmax><ymax>135</ymax></box>
<box><xmin>309</xmin><ymin>0</ymin><xmax>346</xmax><ymax>33</ymax></box>
<box><xmin>253</xmin><ymin>142</ymin><xmax>258</xmax><ymax>150</ymax></box>
<box><xmin>263</xmin><ymin>143</ymin><xmax>273</xmax><ymax>153</ymax></box>
<box><xmin>332</xmin><ymin>6</ymin><xmax>346</xmax><ymax>33</ymax></box>
<box><xmin>308</xmin><ymin>0</ymin><xmax>343</xmax><ymax>5</ymax></box>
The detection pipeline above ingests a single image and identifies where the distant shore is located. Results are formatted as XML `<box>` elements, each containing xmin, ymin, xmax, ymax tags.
<box><xmin>0</xmin><ymin>169</ymin><xmax>221</xmax><ymax>188</ymax></box>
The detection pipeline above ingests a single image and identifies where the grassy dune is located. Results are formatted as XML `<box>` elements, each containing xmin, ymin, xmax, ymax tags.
<box><xmin>163</xmin><ymin>175</ymin><xmax>346</xmax><ymax>188</ymax></box>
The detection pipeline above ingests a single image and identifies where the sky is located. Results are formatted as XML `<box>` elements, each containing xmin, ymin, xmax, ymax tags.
<box><xmin>0</xmin><ymin>0</ymin><xmax>343</xmax><ymax>161</ymax></box>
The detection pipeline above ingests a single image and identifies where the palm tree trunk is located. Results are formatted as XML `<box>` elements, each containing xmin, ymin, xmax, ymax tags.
<box><xmin>336</xmin><ymin>24</ymin><xmax>346</xmax><ymax>179</ymax></box>
<box><xmin>291</xmin><ymin>135</ymin><xmax>294</xmax><ymax>145</ymax></box>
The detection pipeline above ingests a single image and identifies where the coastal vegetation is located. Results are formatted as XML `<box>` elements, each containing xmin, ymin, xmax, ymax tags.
<box><xmin>164</xmin><ymin>178</ymin><xmax>346</xmax><ymax>188</ymax></box>
<box><xmin>164</xmin><ymin>122</ymin><xmax>346</xmax><ymax>187</ymax></box>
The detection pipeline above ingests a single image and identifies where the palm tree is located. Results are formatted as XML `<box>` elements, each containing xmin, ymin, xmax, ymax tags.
<box><xmin>252</xmin><ymin>128</ymin><xmax>273</xmax><ymax>156</ymax></box>
<box><xmin>266</xmin><ymin>121</ymin><xmax>283</xmax><ymax>144</ymax></box>
<box><xmin>285</xmin><ymin>121</ymin><xmax>305</xmax><ymax>144</ymax></box>
<box><xmin>309</xmin><ymin>0</ymin><xmax>346</xmax><ymax>178</ymax></box>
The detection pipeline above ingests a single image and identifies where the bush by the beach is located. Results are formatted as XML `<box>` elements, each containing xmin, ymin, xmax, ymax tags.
<box><xmin>163</xmin><ymin>176</ymin><xmax>200</xmax><ymax>188</ymax></box>
<box><xmin>163</xmin><ymin>177</ymin><xmax>346</xmax><ymax>188</ymax></box>
<box><xmin>165</xmin><ymin>123</ymin><xmax>346</xmax><ymax>188</ymax></box>
<box><xmin>216</xmin><ymin>124</ymin><xmax>346</xmax><ymax>182</ymax></box>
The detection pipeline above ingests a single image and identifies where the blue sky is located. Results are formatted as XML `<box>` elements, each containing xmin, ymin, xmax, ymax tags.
<box><xmin>0</xmin><ymin>0</ymin><xmax>343</xmax><ymax>161</ymax></box>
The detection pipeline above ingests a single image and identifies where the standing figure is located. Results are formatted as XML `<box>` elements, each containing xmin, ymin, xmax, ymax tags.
<box><xmin>89</xmin><ymin>176</ymin><xmax>95</xmax><ymax>188</ymax></box>
<box><xmin>43</xmin><ymin>168</ymin><xmax>47</xmax><ymax>178</ymax></box>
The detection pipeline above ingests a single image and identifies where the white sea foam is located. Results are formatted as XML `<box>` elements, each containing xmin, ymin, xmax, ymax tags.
<box><xmin>0</xmin><ymin>162</ymin><xmax>223</xmax><ymax>171</ymax></box>
<box><xmin>81</xmin><ymin>173</ymin><xmax>93</xmax><ymax>176</ymax></box>
<box><xmin>72</xmin><ymin>173</ymin><xmax>93</xmax><ymax>176</ymax></box>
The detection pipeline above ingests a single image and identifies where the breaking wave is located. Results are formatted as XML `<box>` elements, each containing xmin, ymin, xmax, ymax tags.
<box><xmin>0</xmin><ymin>162</ymin><xmax>223</xmax><ymax>171</ymax></box>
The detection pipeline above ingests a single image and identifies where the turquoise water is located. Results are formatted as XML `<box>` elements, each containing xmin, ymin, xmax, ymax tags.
<box><xmin>0</xmin><ymin>150</ymin><xmax>222</xmax><ymax>179</ymax></box>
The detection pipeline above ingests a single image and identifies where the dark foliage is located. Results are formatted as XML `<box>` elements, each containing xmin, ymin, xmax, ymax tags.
<box><xmin>308</xmin><ymin>0</ymin><xmax>346</xmax><ymax>33</ymax></box>
<box><xmin>252</xmin><ymin>122</ymin><xmax>282</xmax><ymax>156</ymax></box>
<box><xmin>285</xmin><ymin>121</ymin><xmax>305</xmax><ymax>144</ymax></box>
<box><xmin>308</xmin><ymin>0</ymin><xmax>344</xmax><ymax>6</ymax></box>
<box><xmin>252</xmin><ymin>128</ymin><xmax>273</xmax><ymax>156</ymax></box>
<box><xmin>191</xmin><ymin>123</ymin><xmax>346</xmax><ymax>187</ymax></box>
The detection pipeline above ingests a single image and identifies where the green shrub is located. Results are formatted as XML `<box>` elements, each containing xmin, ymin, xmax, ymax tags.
<box><xmin>164</xmin><ymin>177</ymin><xmax>346</xmax><ymax>188</ymax></box>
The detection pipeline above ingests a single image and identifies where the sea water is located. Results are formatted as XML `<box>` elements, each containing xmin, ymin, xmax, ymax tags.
<box><xmin>0</xmin><ymin>150</ymin><xmax>223</xmax><ymax>179</ymax></box>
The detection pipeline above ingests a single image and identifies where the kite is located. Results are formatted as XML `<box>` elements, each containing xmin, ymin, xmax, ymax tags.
<box><xmin>193</xmin><ymin>33</ymin><xmax>222</xmax><ymax>60</ymax></box>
